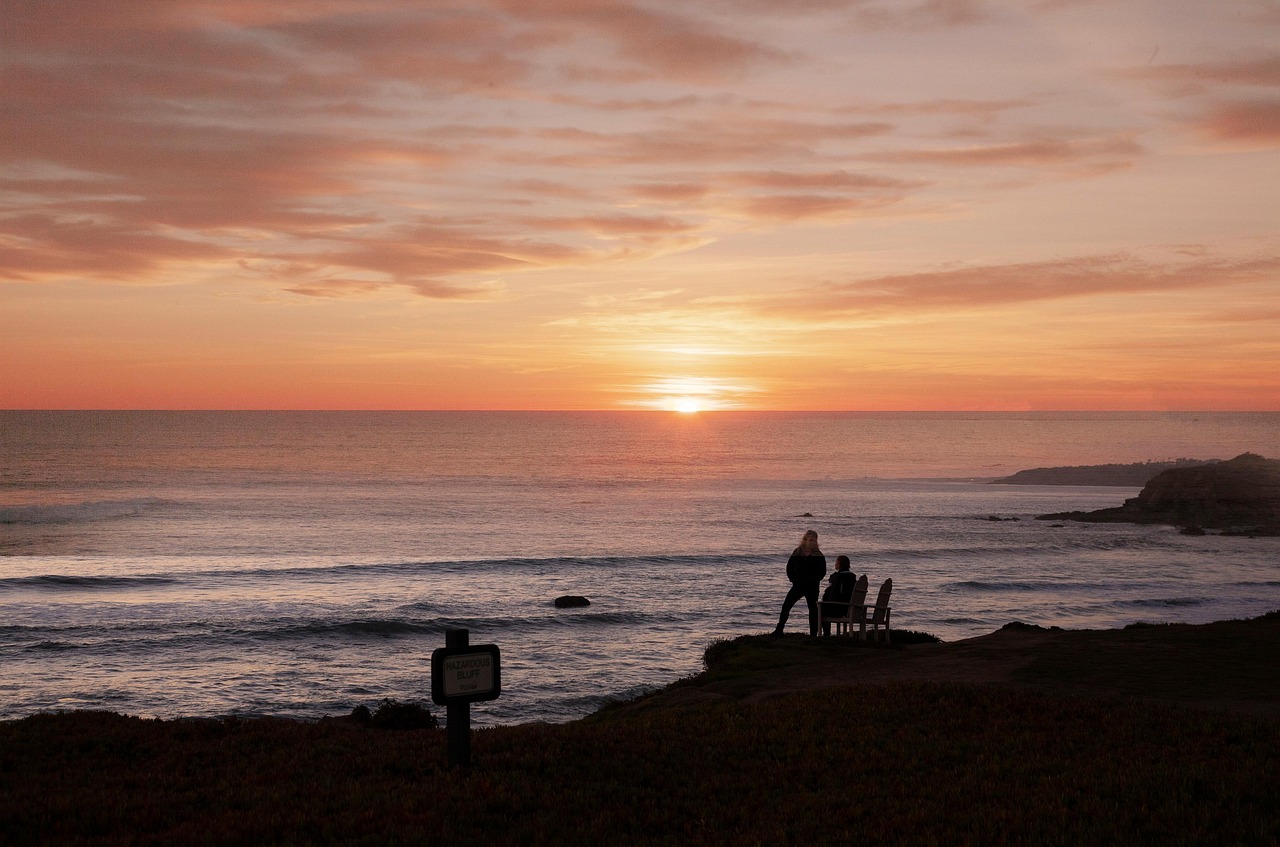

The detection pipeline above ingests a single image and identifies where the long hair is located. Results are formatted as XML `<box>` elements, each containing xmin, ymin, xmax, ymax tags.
<box><xmin>798</xmin><ymin>529</ymin><xmax>820</xmax><ymax>555</ymax></box>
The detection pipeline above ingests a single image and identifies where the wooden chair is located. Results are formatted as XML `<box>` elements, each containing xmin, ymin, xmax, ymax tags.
<box><xmin>818</xmin><ymin>575</ymin><xmax>867</xmax><ymax>636</ymax></box>
<box><xmin>855</xmin><ymin>578</ymin><xmax>893</xmax><ymax>643</ymax></box>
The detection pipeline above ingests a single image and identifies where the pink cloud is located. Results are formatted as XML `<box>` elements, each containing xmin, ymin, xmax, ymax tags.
<box><xmin>269</xmin><ymin>218</ymin><xmax>601</xmax><ymax>297</ymax></box>
<box><xmin>3</xmin><ymin>1</ymin><xmax>895</xmax><ymax>294</ymax></box>
<box><xmin>1122</xmin><ymin>57</ymin><xmax>1280</xmax><ymax>90</ymax></box>
<box><xmin>759</xmin><ymin>253</ymin><xmax>1280</xmax><ymax>316</ymax></box>
<box><xmin>628</xmin><ymin>182</ymin><xmax>713</xmax><ymax>202</ymax></box>
<box><xmin>852</xmin><ymin>0</ymin><xmax>993</xmax><ymax>30</ymax></box>
<box><xmin>0</xmin><ymin>214</ymin><xmax>228</xmax><ymax>282</ymax></box>
<box><xmin>530</xmin><ymin>118</ymin><xmax>893</xmax><ymax>168</ymax></box>
<box><xmin>495</xmin><ymin>0</ymin><xmax>787</xmax><ymax>82</ymax></box>
<box><xmin>1201</xmin><ymin>100</ymin><xmax>1280</xmax><ymax>144</ymax></box>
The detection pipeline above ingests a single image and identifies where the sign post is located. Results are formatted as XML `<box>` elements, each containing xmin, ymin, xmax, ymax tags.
<box><xmin>431</xmin><ymin>628</ymin><xmax>501</xmax><ymax>768</ymax></box>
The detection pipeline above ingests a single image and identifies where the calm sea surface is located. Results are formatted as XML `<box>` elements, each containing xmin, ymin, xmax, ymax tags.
<box><xmin>2</xmin><ymin>411</ymin><xmax>1278</xmax><ymax>725</ymax></box>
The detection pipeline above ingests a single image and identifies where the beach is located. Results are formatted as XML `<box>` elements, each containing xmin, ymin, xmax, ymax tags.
<box><xmin>3</xmin><ymin>613</ymin><xmax>1278</xmax><ymax>846</ymax></box>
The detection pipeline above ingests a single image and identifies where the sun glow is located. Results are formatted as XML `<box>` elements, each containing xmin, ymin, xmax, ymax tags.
<box><xmin>628</xmin><ymin>375</ymin><xmax>763</xmax><ymax>411</ymax></box>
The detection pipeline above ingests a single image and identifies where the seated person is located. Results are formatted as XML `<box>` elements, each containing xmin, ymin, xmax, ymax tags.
<box><xmin>819</xmin><ymin>555</ymin><xmax>857</xmax><ymax>635</ymax></box>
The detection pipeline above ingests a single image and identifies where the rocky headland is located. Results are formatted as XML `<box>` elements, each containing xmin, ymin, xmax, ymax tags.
<box><xmin>1037</xmin><ymin>453</ymin><xmax>1280</xmax><ymax>535</ymax></box>
<box><xmin>992</xmin><ymin>458</ymin><xmax>1214</xmax><ymax>486</ymax></box>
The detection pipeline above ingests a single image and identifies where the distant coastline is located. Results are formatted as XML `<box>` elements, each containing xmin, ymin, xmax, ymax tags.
<box><xmin>990</xmin><ymin>459</ymin><xmax>1216</xmax><ymax>487</ymax></box>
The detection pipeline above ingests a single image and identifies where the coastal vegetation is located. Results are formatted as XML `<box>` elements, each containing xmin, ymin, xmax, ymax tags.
<box><xmin>3</xmin><ymin>615</ymin><xmax>1278</xmax><ymax>846</ymax></box>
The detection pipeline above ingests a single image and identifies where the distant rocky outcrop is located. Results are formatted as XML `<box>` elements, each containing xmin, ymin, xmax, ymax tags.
<box><xmin>992</xmin><ymin>459</ymin><xmax>1215</xmax><ymax>487</ymax></box>
<box><xmin>1037</xmin><ymin>453</ymin><xmax>1280</xmax><ymax>534</ymax></box>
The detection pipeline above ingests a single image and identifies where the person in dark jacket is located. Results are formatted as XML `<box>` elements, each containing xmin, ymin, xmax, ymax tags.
<box><xmin>819</xmin><ymin>555</ymin><xmax>856</xmax><ymax>636</ymax></box>
<box><xmin>772</xmin><ymin>529</ymin><xmax>827</xmax><ymax>637</ymax></box>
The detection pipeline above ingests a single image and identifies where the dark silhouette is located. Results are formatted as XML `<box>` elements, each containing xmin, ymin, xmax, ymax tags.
<box><xmin>347</xmin><ymin>699</ymin><xmax>438</xmax><ymax>730</ymax></box>
<box><xmin>554</xmin><ymin>595</ymin><xmax>591</xmax><ymax>608</ymax></box>
<box><xmin>819</xmin><ymin>555</ymin><xmax>857</xmax><ymax>636</ymax></box>
<box><xmin>772</xmin><ymin>529</ymin><xmax>826</xmax><ymax>637</ymax></box>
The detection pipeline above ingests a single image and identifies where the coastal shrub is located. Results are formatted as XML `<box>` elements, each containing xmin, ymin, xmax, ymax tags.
<box><xmin>701</xmin><ymin>637</ymin><xmax>736</xmax><ymax>669</ymax></box>
<box><xmin>340</xmin><ymin>699</ymin><xmax>438</xmax><ymax>730</ymax></box>
<box><xmin>368</xmin><ymin>699</ymin><xmax>437</xmax><ymax>730</ymax></box>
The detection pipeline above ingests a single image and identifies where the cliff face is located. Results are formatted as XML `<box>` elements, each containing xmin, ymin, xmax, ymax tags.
<box><xmin>1131</xmin><ymin>454</ymin><xmax>1280</xmax><ymax>526</ymax></box>
<box><xmin>1038</xmin><ymin>453</ymin><xmax>1280</xmax><ymax>534</ymax></box>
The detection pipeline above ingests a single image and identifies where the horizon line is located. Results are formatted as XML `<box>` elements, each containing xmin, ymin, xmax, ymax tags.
<box><xmin>5</xmin><ymin>408</ymin><xmax>1279</xmax><ymax>415</ymax></box>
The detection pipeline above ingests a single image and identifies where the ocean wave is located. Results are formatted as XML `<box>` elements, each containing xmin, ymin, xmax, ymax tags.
<box><xmin>276</xmin><ymin>619</ymin><xmax>440</xmax><ymax>638</ymax></box>
<box><xmin>889</xmin><ymin>533</ymin><xmax>1179</xmax><ymax>562</ymax></box>
<box><xmin>26</xmin><ymin>641</ymin><xmax>79</xmax><ymax>651</ymax></box>
<box><xmin>158</xmin><ymin>553</ymin><xmax>764</xmax><ymax>586</ymax></box>
<box><xmin>946</xmin><ymin>579</ymin><xmax>1111</xmax><ymax>593</ymax></box>
<box><xmin>0</xmin><ymin>574</ymin><xmax>178</xmax><ymax>592</ymax></box>
<box><xmin>247</xmin><ymin>608</ymin><xmax>690</xmax><ymax>643</ymax></box>
<box><xmin>0</xmin><ymin>497</ymin><xmax>165</xmax><ymax>525</ymax></box>
<box><xmin>1112</xmin><ymin>597</ymin><xmax>1207</xmax><ymax>609</ymax></box>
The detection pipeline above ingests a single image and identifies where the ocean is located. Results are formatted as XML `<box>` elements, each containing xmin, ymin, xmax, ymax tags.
<box><xmin>2</xmin><ymin>411</ymin><xmax>1278</xmax><ymax>726</ymax></box>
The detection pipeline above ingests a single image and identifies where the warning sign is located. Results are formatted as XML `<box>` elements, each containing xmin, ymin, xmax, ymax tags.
<box><xmin>432</xmin><ymin>643</ymin><xmax>501</xmax><ymax>704</ymax></box>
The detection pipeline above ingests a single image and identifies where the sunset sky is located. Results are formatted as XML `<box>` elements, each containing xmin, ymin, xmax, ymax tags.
<box><xmin>2</xmin><ymin>0</ymin><xmax>1278</xmax><ymax>411</ymax></box>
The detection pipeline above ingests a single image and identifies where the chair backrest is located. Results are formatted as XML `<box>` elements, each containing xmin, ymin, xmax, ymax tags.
<box><xmin>850</xmin><ymin>575</ymin><xmax>869</xmax><ymax>608</ymax></box>
<box><xmin>869</xmin><ymin>578</ymin><xmax>892</xmax><ymax>624</ymax></box>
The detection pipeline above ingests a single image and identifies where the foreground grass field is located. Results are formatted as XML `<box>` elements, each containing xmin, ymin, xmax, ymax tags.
<box><xmin>3</xmin><ymin>619</ymin><xmax>1279</xmax><ymax>846</ymax></box>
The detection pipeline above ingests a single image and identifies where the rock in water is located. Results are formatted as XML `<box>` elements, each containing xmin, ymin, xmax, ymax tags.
<box><xmin>554</xmin><ymin>595</ymin><xmax>591</xmax><ymax>608</ymax></box>
<box><xmin>1037</xmin><ymin>453</ymin><xmax>1280</xmax><ymax>534</ymax></box>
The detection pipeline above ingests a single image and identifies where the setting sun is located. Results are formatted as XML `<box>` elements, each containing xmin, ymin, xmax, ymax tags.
<box><xmin>673</xmin><ymin>399</ymin><xmax>702</xmax><ymax>414</ymax></box>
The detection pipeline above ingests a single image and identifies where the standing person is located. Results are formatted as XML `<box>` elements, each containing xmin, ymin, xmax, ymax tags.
<box><xmin>772</xmin><ymin>529</ymin><xmax>827</xmax><ymax>637</ymax></box>
<box><xmin>819</xmin><ymin>555</ymin><xmax>856</xmax><ymax>636</ymax></box>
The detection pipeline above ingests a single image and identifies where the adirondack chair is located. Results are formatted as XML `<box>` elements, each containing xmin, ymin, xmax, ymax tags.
<box><xmin>817</xmin><ymin>575</ymin><xmax>868</xmax><ymax>636</ymax></box>
<box><xmin>855</xmin><ymin>578</ymin><xmax>893</xmax><ymax>643</ymax></box>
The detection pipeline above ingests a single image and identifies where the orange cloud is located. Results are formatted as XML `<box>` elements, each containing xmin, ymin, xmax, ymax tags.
<box><xmin>735</xmin><ymin>193</ymin><xmax>901</xmax><ymax>222</ymax></box>
<box><xmin>523</xmin><ymin>213</ymin><xmax>700</xmax><ymax>238</ymax></box>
